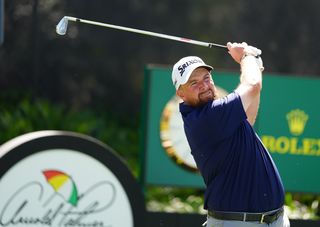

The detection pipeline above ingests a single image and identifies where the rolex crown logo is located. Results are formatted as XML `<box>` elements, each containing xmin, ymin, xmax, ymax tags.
<box><xmin>286</xmin><ymin>109</ymin><xmax>308</xmax><ymax>136</ymax></box>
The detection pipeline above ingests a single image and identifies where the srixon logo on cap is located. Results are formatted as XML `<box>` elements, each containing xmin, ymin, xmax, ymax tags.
<box><xmin>178</xmin><ymin>59</ymin><xmax>203</xmax><ymax>76</ymax></box>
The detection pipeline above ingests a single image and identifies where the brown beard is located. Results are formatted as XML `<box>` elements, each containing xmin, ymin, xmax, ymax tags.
<box><xmin>197</xmin><ymin>89</ymin><xmax>216</xmax><ymax>106</ymax></box>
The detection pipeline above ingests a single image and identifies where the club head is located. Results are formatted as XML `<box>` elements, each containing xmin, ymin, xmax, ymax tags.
<box><xmin>56</xmin><ymin>17</ymin><xmax>68</xmax><ymax>35</ymax></box>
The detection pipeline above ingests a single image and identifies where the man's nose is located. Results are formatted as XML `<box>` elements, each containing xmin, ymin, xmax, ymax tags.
<box><xmin>199</xmin><ymin>81</ymin><xmax>208</xmax><ymax>91</ymax></box>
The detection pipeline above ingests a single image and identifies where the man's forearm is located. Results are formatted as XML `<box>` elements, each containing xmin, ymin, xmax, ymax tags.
<box><xmin>240</xmin><ymin>55</ymin><xmax>262</xmax><ymax>88</ymax></box>
<box><xmin>240</xmin><ymin>55</ymin><xmax>263</xmax><ymax>125</ymax></box>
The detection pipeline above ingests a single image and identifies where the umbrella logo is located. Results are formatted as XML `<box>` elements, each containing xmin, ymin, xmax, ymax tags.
<box><xmin>43</xmin><ymin>169</ymin><xmax>78</xmax><ymax>206</ymax></box>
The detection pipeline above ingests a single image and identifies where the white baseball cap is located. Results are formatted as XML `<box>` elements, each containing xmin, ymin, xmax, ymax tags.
<box><xmin>172</xmin><ymin>56</ymin><xmax>213</xmax><ymax>90</ymax></box>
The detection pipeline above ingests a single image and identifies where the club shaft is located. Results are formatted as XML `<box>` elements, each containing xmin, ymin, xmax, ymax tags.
<box><xmin>64</xmin><ymin>16</ymin><xmax>227</xmax><ymax>49</ymax></box>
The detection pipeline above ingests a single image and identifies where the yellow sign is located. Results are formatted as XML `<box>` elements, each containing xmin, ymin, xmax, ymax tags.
<box><xmin>261</xmin><ymin>109</ymin><xmax>320</xmax><ymax>156</ymax></box>
<box><xmin>262</xmin><ymin>136</ymin><xmax>320</xmax><ymax>156</ymax></box>
<box><xmin>286</xmin><ymin>109</ymin><xmax>309</xmax><ymax>136</ymax></box>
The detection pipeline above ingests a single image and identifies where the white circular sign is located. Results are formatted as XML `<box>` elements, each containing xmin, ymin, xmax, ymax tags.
<box><xmin>0</xmin><ymin>131</ymin><xmax>145</xmax><ymax>227</ymax></box>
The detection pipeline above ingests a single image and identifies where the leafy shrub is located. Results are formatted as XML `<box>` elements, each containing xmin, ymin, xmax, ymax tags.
<box><xmin>0</xmin><ymin>97</ymin><xmax>140</xmax><ymax>174</ymax></box>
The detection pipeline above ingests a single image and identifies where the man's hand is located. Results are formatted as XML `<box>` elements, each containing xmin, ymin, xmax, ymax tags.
<box><xmin>227</xmin><ymin>42</ymin><xmax>264</xmax><ymax>71</ymax></box>
<box><xmin>227</xmin><ymin>42</ymin><xmax>247</xmax><ymax>63</ymax></box>
<box><xmin>227</xmin><ymin>42</ymin><xmax>262</xmax><ymax>61</ymax></box>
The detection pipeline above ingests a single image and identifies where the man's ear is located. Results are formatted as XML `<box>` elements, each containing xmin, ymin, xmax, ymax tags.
<box><xmin>176</xmin><ymin>88</ymin><xmax>185</xmax><ymax>101</ymax></box>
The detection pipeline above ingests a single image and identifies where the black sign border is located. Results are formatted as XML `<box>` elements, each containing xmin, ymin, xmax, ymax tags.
<box><xmin>0</xmin><ymin>130</ymin><xmax>145</xmax><ymax>227</ymax></box>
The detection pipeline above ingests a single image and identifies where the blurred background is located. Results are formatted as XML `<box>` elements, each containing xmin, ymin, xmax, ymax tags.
<box><xmin>1</xmin><ymin>0</ymin><xmax>320</xmax><ymax>220</ymax></box>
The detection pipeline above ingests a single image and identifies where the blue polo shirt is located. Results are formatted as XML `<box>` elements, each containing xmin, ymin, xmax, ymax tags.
<box><xmin>180</xmin><ymin>92</ymin><xmax>284</xmax><ymax>212</ymax></box>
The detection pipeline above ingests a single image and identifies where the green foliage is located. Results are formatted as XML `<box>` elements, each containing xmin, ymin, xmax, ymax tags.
<box><xmin>285</xmin><ymin>193</ymin><xmax>320</xmax><ymax>220</ymax></box>
<box><xmin>0</xmin><ymin>96</ymin><xmax>140</xmax><ymax>175</ymax></box>
<box><xmin>145</xmin><ymin>187</ymin><xmax>320</xmax><ymax>219</ymax></box>
<box><xmin>145</xmin><ymin>186</ymin><xmax>205</xmax><ymax>214</ymax></box>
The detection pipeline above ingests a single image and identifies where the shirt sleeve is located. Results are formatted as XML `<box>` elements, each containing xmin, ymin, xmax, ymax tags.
<box><xmin>190</xmin><ymin>92</ymin><xmax>247</xmax><ymax>144</ymax></box>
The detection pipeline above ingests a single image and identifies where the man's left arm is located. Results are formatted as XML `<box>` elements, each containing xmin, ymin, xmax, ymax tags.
<box><xmin>227</xmin><ymin>42</ymin><xmax>264</xmax><ymax>126</ymax></box>
<box><xmin>238</xmin><ymin>45</ymin><xmax>264</xmax><ymax>126</ymax></box>
<box><xmin>242</xmin><ymin>53</ymin><xmax>263</xmax><ymax>126</ymax></box>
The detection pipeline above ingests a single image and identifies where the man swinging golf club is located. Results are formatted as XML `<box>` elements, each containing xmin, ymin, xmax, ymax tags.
<box><xmin>172</xmin><ymin>42</ymin><xmax>290</xmax><ymax>227</ymax></box>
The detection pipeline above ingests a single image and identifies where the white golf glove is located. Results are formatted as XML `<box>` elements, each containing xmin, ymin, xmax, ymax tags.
<box><xmin>244</xmin><ymin>45</ymin><xmax>262</xmax><ymax>56</ymax></box>
<box><xmin>241</xmin><ymin>45</ymin><xmax>264</xmax><ymax>71</ymax></box>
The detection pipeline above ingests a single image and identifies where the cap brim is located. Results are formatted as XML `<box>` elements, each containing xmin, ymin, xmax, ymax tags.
<box><xmin>176</xmin><ymin>64</ymin><xmax>213</xmax><ymax>90</ymax></box>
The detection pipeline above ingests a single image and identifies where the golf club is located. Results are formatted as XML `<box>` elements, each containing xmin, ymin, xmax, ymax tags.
<box><xmin>56</xmin><ymin>16</ymin><xmax>227</xmax><ymax>49</ymax></box>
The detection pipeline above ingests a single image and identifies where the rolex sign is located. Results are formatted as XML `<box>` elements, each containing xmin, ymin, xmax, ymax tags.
<box><xmin>142</xmin><ymin>66</ymin><xmax>320</xmax><ymax>193</ymax></box>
